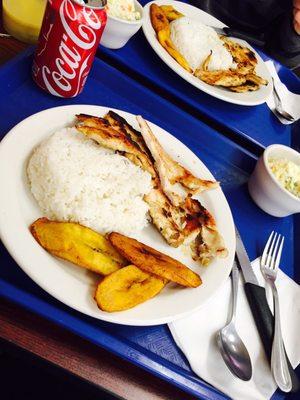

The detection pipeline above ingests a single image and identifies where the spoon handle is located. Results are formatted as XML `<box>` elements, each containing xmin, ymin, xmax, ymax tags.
<box><xmin>231</xmin><ymin>260</ymin><xmax>239</xmax><ymax>323</ymax></box>
<box><xmin>271</xmin><ymin>282</ymin><xmax>292</xmax><ymax>392</ymax></box>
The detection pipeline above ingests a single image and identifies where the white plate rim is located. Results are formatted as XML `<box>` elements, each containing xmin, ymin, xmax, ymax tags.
<box><xmin>142</xmin><ymin>0</ymin><xmax>272</xmax><ymax>106</ymax></box>
<box><xmin>0</xmin><ymin>104</ymin><xmax>235</xmax><ymax>326</ymax></box>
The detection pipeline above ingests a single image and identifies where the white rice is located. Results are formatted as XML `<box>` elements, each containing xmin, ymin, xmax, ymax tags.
<box><xmin>170</xmin><ymin>17</ymin><xmax>235</xmax><ymax>71</ymax></box>
<box><xmin>27</xmin><ymin>127</ymin><xmax>152</xmax><ymax>235</ymax></box>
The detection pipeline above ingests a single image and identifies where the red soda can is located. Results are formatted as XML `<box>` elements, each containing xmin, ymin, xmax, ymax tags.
<box><xmin>32</xmin><ymin>0</ymin><xmax>107</xmax><ymax>98</ymax></box>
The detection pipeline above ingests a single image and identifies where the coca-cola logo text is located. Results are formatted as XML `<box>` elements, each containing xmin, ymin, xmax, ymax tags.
<box><xmin>41</xmin><ymin>0</ymin><xmax>102</xmax><ymax>97</ymax></box>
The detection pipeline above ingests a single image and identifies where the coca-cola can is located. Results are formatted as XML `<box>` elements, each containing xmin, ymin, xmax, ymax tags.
<box><xmin>32</xmin><ymin>0</ymin><xmax>107</xmax><ymax>98</ymax></box>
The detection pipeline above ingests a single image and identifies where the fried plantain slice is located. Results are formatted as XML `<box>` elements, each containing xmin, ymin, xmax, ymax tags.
<box><xmin>95</xmin><ymin>265</ymin><xmax>166</xmax><ymax>312</ymax></box>
<box><xmin>150</xmin><ymin>4</ymin><xmax>192</xmax><ymax>73</ymax></box>
<box><xmin>150</xmin><ymin>3</ymin><xmax>169</xmax><ymax>33</ymax></box>
<box><xmin>30</xmin><ymin>218</ymin><xmax>126</xmax><ymax>275</ymax></box>
<box><xmin>108</xmin><ymin>232</ymin><xmax>202</xmax><ymax>288</ymax></box>
<box><xmin>160</xmin><ymin>5</ymin><xmax>184</xmax><ymax>21</ymax></box>
<box><xmin>194</xmin><ymin>69</ymin><xmax>247</xmax><ymax>87</ymax></box>
<box><xmin>158</xmin><ymin>30</ymin><xmax>192</xmax><ymax>73</ymax></box>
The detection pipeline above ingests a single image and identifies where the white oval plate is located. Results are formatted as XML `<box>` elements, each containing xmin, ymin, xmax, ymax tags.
<box><xmin>0</xmin><ymin>105</ymin><xmax>235</xmax><ymax>326</ymax></box>
<box><xmin>143</xmin><ymin>0</ymin><xmax>272</xmax><ymax>106</ymax></box>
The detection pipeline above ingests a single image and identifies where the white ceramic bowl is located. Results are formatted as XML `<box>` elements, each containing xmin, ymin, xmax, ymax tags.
<box><xmin>101</xmin><ymin>1</ymin><xmax>143</xmax><ymax>49</ymax></box>
<box><xmin>248</xmin><ymin>144</ymin><xmax>300</xmax><ymax>217</ymax></box>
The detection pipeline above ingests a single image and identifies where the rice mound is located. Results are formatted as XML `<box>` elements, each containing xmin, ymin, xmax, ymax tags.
<box><xmin>27</xmin><ymin>127</ymin><xmax>152</xmax><ymax>235</ymax></box>
<box><xmin>170</xmin><ymin>17</ymin><xmax>234</xmax><ymax>71</ymax></box>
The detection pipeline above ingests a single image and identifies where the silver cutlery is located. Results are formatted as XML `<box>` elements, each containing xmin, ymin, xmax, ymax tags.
<box><xmin>261</xmin><ymin>231</ymin><xmax>292</xmax><ymax>392</ymax></box>
<box><xmin>235</xmin><ymin>227</ymin><xmax>299</xmax><ymax>392</ymax></box>
<box><xmin>217</xmin><ymin>260</ymin><xmax>252</xmax><ymax>381</ymax></box>
<box><xmin>272</xmin><ymin>78</ymin><xmax>295</xmax><ymax>123</ymax></box>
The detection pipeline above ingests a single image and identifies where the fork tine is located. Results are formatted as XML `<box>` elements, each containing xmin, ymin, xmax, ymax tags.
<box><xmin>261</xmin><ymin>231</ymin><xmax>274</xmax><ymax>266</ymax></box>
<box><xmin>274</xmin><ymin>236</ymin><xmax>284</xmax><ymax>270</ymax></box>
<box><xmin>270</xmin><ymin>233</ymin><xmax>281</xmax><ymax>269</ymax></box>
<box><xmin>266</xmin><ymin>232</ymin><xmax>278</xmax><ymax>268</ymax></box>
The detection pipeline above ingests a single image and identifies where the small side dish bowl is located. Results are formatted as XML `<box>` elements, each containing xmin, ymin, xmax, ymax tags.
<box><xmin>248</xmin><ymin>144</ymin><xmax>300</xmax><ymax>217</ymax></box>
<box><xmin>101</xmin><ymin>1</ymin><xmax>143</xmax><ymax>49</ymax></box>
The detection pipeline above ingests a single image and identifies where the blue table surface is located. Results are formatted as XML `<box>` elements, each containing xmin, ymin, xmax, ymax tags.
<box><xmin>99</xmin><ymin>1</ymin><xmax>300</xmax><ymax>151</ymax></box>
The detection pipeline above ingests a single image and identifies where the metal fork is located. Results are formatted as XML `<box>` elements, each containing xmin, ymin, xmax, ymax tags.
<box><xmin>261</xmin><ymin>231</ymin><xmax>292</xmax><ymax>392</ymax></box>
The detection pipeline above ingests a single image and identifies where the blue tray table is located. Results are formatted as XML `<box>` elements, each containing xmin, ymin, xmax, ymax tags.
<box><xmin>0</xmin><ymin>49</ymin><xmax>299</xmax><ymax>400</ymax></box>
<box><xmin>99</xmin><ymin>1</ymin><xmax>300</xmax><ymax>151</ymax></box>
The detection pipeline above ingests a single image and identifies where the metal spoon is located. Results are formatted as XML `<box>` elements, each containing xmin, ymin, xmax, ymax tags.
<box><xmin>216</xmin><ymin>260</ymin><xmax>252</xmax><ymax>381</ymax></box>
<box><xmin>272</xmin><ymin>78</ymin><xmax>295</xmax><ymax>123</ymax></box>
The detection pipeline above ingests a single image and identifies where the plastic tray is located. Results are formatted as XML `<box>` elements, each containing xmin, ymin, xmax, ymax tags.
<box><xmin>0</xmin><ymin>49</ymin><xmax>299</xmax><ymax>400</ymax></box>
<box><xmin>99</xmin><ymin>0</ymin><xmax>300</xmax><ymax>151</ymax></box>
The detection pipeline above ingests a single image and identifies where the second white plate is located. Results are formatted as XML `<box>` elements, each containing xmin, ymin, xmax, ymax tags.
<box><xmin>143</xmin><ymin>0</ymin><xmax>272</xmax><ymax>106</ymax></box>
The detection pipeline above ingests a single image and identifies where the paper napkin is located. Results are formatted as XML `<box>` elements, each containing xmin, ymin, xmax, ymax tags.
<box><xmin>265</xmin><ymin>60</ymin><xmax>300</xmax><ymax>124</ymax></box>
<box><xmin>169</xmin><ymin>258</ymin><xmax>300</xmax><ymax>400</ymax></box>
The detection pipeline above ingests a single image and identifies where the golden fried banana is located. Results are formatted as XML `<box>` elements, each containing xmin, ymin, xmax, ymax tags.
<box><xmin>150</xmin><ymin>3</ymin><xmax>169</xmax><ymax>33</ymax></box>
<box><xmin>150</xmin><ymin>4</ymin><xmax>192</xmax><ymax>73</ymax></box>
<box><xmin>95</xmin><ymin>265</ymin><xmax>166</xmax><ymax>312</ymax></box>
<box><xmin>30</xmin><ymin>218</ymin><xmax>126</xmax><ymax>275</ymax></box>
<box><xmin>158</xmin><ymin>30</ymin><xmax>192</xmax><ymax>73</ymax></box>
<box><xmin>160</xmin><ymin>5</ymin><xmax>184</xmax><ymax>21</ymax></box>
<box><xmin>108</xmin><ymin>232</ymin><xmax>202</xmax><ymax>288</ymax></box>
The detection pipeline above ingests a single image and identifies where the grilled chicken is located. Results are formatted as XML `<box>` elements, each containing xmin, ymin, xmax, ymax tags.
<box><xmin>228</xmin><ymin>73</ymin><xmax>267</xmax><ymax>92</ymax></box>
<box><xmin>221</xmin><ymin>37</ymin><xmax>257</xmax><ymax>71</ymax></box>
<box><xmin>244</xmin><ymin>73</ymin><xmax>268</xmax><ymax>86</ymax></box>
<box><xmin>194</xmin><ymin>69</ymin><xmax>247</xmax><ymax>87</ymax></box>
<box><xmin>75</xmin><ymin>112</ymin><xmax>227</xmax><ymax>264</ymax></box>
<box><xmin>137</xmin><ymin>115</ymin><xmax>218</xmax><ymax>206</ymax></box>
<box><xmin>145</xmin><ymin>181</ymin><xmax>185</xmax><ymax>247</ymax></box>
<box><xmin>229</xmin><ymin>82</ymin><xmax>259</xmax><ymax>92</ymax></box>
<box><xmin>104</xmin><ymin>111</ymin><xmax>152</xmax><ymax>158</ymax></box>
<box><xmin>75</xmin><ymin>113</ymin><xmax>184</xmax><ymax>247</ymax></box>
<box><xmin>76</xmin><ymin>114</ymin><xmax>156</xmax><ymax>177</ymax></box>
<box><xmin>183</xmin><ymin>197</ymin><xmax>228</xmax><ymax>266</ymax></box>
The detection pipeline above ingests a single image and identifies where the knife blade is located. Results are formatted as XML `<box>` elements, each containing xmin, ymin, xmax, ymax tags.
<box><xmin>211</xmin><ymin>26</ymin><xmax>265</xmax><ymax>47</ymax></box>
<box><xmin>235</xmin><ymin>228</ymin><xmax>258</xmax><ymax>286</ymax></box>
<box><xmin>235</xmin><ymin>228</ymin><xmax>299</xmax><ymax>392</ymax></box>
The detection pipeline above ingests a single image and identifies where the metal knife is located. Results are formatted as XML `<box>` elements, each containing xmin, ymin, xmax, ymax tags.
<box><xmin>235</xmin><ymin>228</ymin><xmax>299</xmax><ymax>392</ymax></box>
<box><xmin>211</xmin><ymin>26</ymin><xmax>265</xmax><ymax>47</ymax></box>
